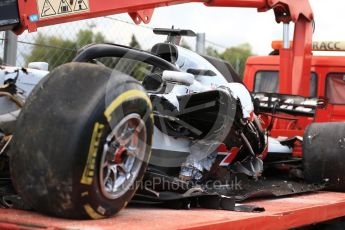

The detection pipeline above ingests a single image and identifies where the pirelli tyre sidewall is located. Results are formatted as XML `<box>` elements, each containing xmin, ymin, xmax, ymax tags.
<box><xmin>77</xmin><ymin>86</ymin><xmax>153</xmax><ymax>219</ymax></box>
<box><xmin>10</xmin><ymin>63</ymin><xmax>153</xmax><ymax>219</ymax></box>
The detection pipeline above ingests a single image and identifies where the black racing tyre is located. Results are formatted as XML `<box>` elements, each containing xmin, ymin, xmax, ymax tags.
<box><xmin>303</xmin><ymin>122</ymin><xmax>345</xmax><ymax>191</ymax></box>
<box><xmin>10</xmin><ymin>63</ymin><xmax>153</xmax><ymax>219</ymax></box>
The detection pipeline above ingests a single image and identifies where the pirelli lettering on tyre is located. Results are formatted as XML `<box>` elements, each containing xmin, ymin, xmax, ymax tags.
<box><xmin>37</xmin><ymin>0</ymin><xmax>90</xmax><ymax>19</ymax></box>
<box><xmin>81</xmin><ymin>122</ymin><xmax>104</xmax><ymax>185</ymax></box>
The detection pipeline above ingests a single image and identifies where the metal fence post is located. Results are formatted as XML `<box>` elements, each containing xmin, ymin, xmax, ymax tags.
<box><xmin>3</xmin><ymin>31</ymin><xmax>18</xmax><ymax>66</ymax></box>
<box><xmin>196</xmin><ymin>33</ymin><xmax>206</xmax><ymax>55</ymax></box>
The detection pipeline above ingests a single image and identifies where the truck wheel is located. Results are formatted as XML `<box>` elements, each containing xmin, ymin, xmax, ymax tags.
<box><xmin>303</xmin><ymin>122</ymin><xmax>345</xmax><ymax>191</ymax></box>
<box><xmin>10</xmin><ymin>63</ymin><xmax>153</xmax><ymax>219</ymax></box>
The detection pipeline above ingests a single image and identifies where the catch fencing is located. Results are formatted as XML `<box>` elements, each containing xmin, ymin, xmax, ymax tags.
<box><xmin>1</xmin><ymin>16</ymin><xmax>225</xmax><ymax>70</ymax></box>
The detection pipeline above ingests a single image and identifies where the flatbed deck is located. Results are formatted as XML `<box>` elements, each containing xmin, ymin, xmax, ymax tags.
<box><xmin>0</xmin><ymin>191</ymin><xmax>345</xmax><ymax>229</ymax></box>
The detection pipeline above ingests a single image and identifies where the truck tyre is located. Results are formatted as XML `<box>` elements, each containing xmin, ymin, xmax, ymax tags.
<box><xmin>10</xmin><ymin>63</ymin><xmax>153</xmax><ymax>219</ymax></box>
<box><xmin>303</xmin><ymin>122</ymin><xmax>345</xmax><ymax>191</ymax></box>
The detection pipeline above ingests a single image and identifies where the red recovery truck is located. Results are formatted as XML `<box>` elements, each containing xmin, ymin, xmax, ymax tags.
<box><xmin>244</xmin><ymin>41</ymin><xmax>345</xmax><ymax>138</ymax></box>
<box><xmin>1</xmin><ymin>0</ymin><xmax>345</xmax><ymax>229</ymax></box>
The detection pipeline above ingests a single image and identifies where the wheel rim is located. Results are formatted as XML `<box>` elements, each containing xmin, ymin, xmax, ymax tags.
<box><xmin>100</xmin><ymin>113</ymin><xmax>147</xmax><ymax>199</ymax></box>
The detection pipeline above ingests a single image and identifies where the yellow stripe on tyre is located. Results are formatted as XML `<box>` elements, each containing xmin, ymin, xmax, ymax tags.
<box><xmin>84</xmin><ymin>204</ymin><xmax>104</xmax><ymax>219</ymax></box>
<box><xmin>104</xmin><ymin>89</ymin><xmax>152</xmax><ymax>122</ymax></box>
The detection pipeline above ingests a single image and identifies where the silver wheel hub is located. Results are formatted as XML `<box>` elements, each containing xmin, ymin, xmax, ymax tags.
<box><xmin>100</xmin><ymin>113</ymin><xmax>147</xmax><ymax>199</ymax></box>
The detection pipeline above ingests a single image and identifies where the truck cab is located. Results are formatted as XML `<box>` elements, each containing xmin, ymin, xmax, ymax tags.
<box><xmin>243</xmin><ymin>43</ymin><xmax>345</xmax><ymax>138</ymax></box>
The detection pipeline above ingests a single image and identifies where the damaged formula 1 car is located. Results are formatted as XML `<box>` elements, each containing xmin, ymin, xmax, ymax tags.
<box><xmin>0</xmin><ymin>28</ymin><xmax>344</xmax><ymax>219</ymax></box>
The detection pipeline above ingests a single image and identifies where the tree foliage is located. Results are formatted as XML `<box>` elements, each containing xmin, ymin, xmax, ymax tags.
<box><xmin>205</xmin><ymin>43</ymin><xmax>254</xmax><ymax>78</ymax></box>
<box><xmin>25</xmin><ymin>29</ymin><xmax>105</xmax><ymax>70</ymax></box>
<box><xmin>75</xmin><ymin>29</ymin><xmax>105</xmax><ymax>48</ymax></box>
<box><xmin>180</xmin><ymin>40</ymin><xmax>191</xmax><ymax>50</ymax></box>
<box><xmin>220</xmin><ymin>43</ymin><xmax>254</xmax><ymax>78</ymax></box>
<box><xmin>129</xmin><ymin>34</ymin><xmax>141</xmax><ymax>49</ymax></box>
<box><xmin>206</xmin><ymin>46</ymin><xmax>221</xmax><ymax>58</ymax></box>
<box><xmin>25</xmin><ymin>29</ymin><xmax>253</xmax><ymax>80</ymax></box>
<box><xmin>128</xmin><ymin>34</ymin><xmax>147</xmax><ymax>81</ymax></box>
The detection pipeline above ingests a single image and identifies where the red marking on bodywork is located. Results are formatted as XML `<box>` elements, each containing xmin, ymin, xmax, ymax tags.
<box><xmin>219</xmin><ymin>147</ymin><xmax>241</xmax><ymax>166</ymax></box>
